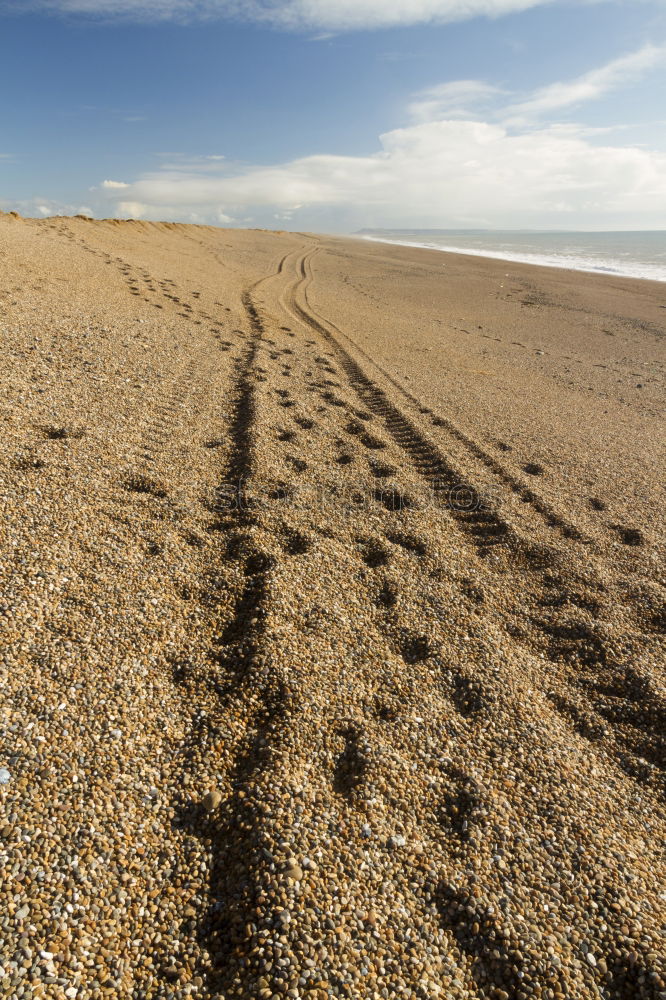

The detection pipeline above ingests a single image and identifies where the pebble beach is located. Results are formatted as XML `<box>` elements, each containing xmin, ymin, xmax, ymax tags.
<box><xmin>0</xmin><ymin>211</ymin><xmax>664</xmax><ymax>1000</ymax></box>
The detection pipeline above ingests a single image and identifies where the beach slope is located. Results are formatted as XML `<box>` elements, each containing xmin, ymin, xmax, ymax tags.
<box><xmin>1</xmin><ymin>213</ymin><xmax>664</xmax><ymax>999</ymax></box>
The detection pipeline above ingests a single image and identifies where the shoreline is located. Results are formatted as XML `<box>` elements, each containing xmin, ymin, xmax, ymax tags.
<box><xmin>357</xmin><ymin>232</ymin><xmax>666</xmax><ymax>283</ymax></box>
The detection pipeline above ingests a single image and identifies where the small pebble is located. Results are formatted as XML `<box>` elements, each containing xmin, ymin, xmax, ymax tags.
<box><xmin>202</xmin><ymin>788</ymin><xmax>223</xmax><ymax>812</ymax></box>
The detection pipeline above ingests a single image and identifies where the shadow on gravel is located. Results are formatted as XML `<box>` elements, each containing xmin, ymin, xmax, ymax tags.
<box><xmin>174</xmin><ymin>681</ymin><xmax>291</xmax><ymax>996</ymax></box>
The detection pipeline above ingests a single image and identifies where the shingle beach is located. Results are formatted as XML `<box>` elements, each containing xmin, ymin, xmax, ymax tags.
<box><xmin>1</xmin><ymin>212</ymin><xmax>664</xmax><ymax>1000</ymax></box>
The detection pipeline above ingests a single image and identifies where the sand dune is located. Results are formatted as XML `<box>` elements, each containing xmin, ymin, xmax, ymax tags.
<box><xmin>0</xmin><ymin>212</ymin><xmax>664</xmax><ymax>999</ymax></box>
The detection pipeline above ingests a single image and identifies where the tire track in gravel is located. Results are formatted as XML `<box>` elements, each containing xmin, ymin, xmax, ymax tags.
<box><xmin>240</xmin><ymin>254</ymin><xmax>666</xmax><ymax>998</ymax></box>
<box><xmin>279</xmin><ymin>246</ymin><xmax>665</xmax><ymax>794</ymax></box>
<box><xmin>293</xmin><ymin>247</ymin><xmax>595</xmax><ymax>544</ymax></box>
<box><xmin>180</xmin><ymin>250</ymin><xmax>466</xmax><ymax>998</ymax></box>
<box><xmin>284</xmin><ymin>249</ymin><xmax>565</xmax><ymax>554</ymax></box>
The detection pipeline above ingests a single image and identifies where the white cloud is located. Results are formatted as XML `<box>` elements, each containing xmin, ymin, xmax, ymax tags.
<box><xmin>1</xmin><ymin>195</ymin><xmax>84</xmax><ymax>217</ymax></box>
<box><xmin>504</xmin><ymin>43</ymin><xmax>666</xmax><ymax>121</ymax></box>
<box><xmin>256</xmin><ymin>0</ymin><xmax>552</xmax><ymax>31</ymax></box>
<box><xmin>408</xmin><ymin>46</ymin><xmax>666</xmax><ymax>129</ymax></box>
<box><xmin>58</xmin><ymin>38</ymin><xmax>666</xmax><ymax>231</ymax></box>
<box><xmin>111</xmin><ymin>198</ymin><xmax>233</xmax><ymax>223</ymax></box>
<box><xmin>116</xmin><ymin>200</ymin><xmax>148</xmax><ymax>217</ymax></box>
<box><xmin>97</xmin><ymin>118</ymin><xmax>666</xmax><ymax>229</ymax></box>
<box><xmin>16</xmin><ymin>0</ymin><xmax>566</xmax><ymax>30</ymax></box>
<box><xmin>409</xmin><ymin>80</ymin><xmax>503</xmax><ymax>122</ymax></box>
<box><xmin>150</xmin><ymin>153</ymin><xmax>230</xmax><ymax>172</ymax></box>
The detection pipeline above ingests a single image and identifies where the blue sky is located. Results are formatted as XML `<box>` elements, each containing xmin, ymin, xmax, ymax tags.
<box><xmin>1</xmin><ymin>0</ymin><xmax>666</xmax><ymax>230</ymax></box>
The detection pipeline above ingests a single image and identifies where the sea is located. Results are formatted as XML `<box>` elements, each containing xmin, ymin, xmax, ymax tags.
<box><xmin>357</xmin><ymin>230</ymin><xmax>666</xmax><ymax>283</ymax></box>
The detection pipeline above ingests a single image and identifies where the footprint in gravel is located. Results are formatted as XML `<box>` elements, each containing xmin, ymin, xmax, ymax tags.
<box><xmin>399</xmin><ymin>632</ymin><xmax>433</xmax><ymax>664</ymax></box>
<box><xmin>539</xmin><ymin>588</ymin><xmax>600</xmax><ymax>614</ymax></box>
<box><xmin>295</xmin><ymin>417</ymin><xmax>315</xmax><ymax>430</ymax></box>
<box><xmin>285</xmin><ymin>454</ymin><xmax>307</xmax><ymax>473</ymax></box>
<box><xmin>124</xmin><ymin>474</ymin><xmax>168</xmax><ymax>499</ymax></box>
<box><xmin>431</xmin><ymin>416</ymin><xmax>446</xmax><ymax>427</ymax></box>
<box><xmin>333</xmin><ymin>726</ymin><xmax>369</xmax><ymax>797</ymax></box>
<box><xmin>280</xmin><ymin>399</ymin><xmax>296</xmax><ymax>408</ymax></box>
<box><xmin>627</xmin><ymin>587</ymin><xmax>666</xmax><ymax>635</ymax></box>
<box><xmin>442</xmin><ymin>668</ymin><xmax>490</xmax><ymax>718</ymax></box>
<box><xmin>385</xmin><ymin>531</ymin><xmax>427</xmax><ymax>556</ymax></box>
<box><xmin>375</xmin><ymin>579</ymin><xmax>398</xmax><ymax>609</ymax></box>
<box><xmin>361</xmin><ymin>433</ymin><xmax>387</xmax><ymax>450</ymax></box>
<box><xmin>14</xmin><ymin>454</ymin><xmax>46</xmax><ymax>471</ymax></box>
<box><xmin>546</xmin><ymin>692</ymin><xmax>607</xmax><ymax>742</ymax></box>
<box><xmin>612</xmin><ymin>524</ymin><xmax>644</xmax><ymax>546</ymax></box>
<box><xmin>523</xmin><ymin>462</ymin><xmax>544</xmax><ymax>475</ymax></box>
<box><xmin>207</xmin><ymin>515</ymin><xmax>238</xmax><ymax>533</ymax></box>
<box><xmin>42</xmin><ymin>425</ymin><xmax>85</xmax><ymax>440</ymax></box>
<box><xmin>461</xmin><ymin>579</ymin><xmax>485</xmax><ymax>605</ymax></box>
<box><xmin>182</xmin><ymin>531</ymin><xmax>204</xmax><ymax>548</ymax></box>
<box><xmin>322</xmin><ymin>391</ymin><xmax>346</xmax><ymax>407</ymax></box>
<box><xmin>357</xmin><ymin>537</ymin><xmax>390</xmax><ymax>568</ymax></box>
<box><xmin>438</xmin><ymin>768</ymin><xmax>485</xmax><ymax>843</ymax></box>
<box><xmin>373</xmin><ymin>487</ymin><xmax>415</xmax><ymax>512</ymax></box>
<box><xmin>435</xmin><ymin>885</ymin><xmax>529</xmax><ymax>996</ymax></box>
<box><xmin>336</xmin><ymin>453</ymin><xmax>354</xmax><ymax>465</ymax></box>
<box><xmin>282</xmin><ymin>530</ymin><xmax>312</xmax><ymax>555</ymax></box>
<box><xmin>277</xmin><ymin>428</ymin><xmax>297</xmax><ymax>442</ymax></box>
<box><xmin>369</xmin><ymin>461</ymin><xmax>397</xmax><ymax>479</ymax></box>
<box><xmin>374</xmin><ymin>695</ymin><xmax>400</xmax><ymax>721</ymax></box>
<box><xmin>496</xmin><ymin>440</ymin><xmax>512</xmax><ymax>451</ymax></box>
<box><xmin>589</xmin><ymin>496</ymin><xmax>607</xmax><ymax>511</ymax></box>
<box><xmin>268</xmin><ymin>482</ymin><xmax>295</xmax><ymax>502</ymax></box>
